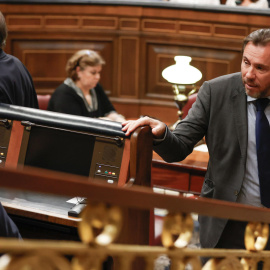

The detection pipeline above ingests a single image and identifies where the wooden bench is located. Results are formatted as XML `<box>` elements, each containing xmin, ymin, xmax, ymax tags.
<box><xmin>0</xmin><ymin>103</ymin><xmax>153</xmax><ymax>245</ymax></box>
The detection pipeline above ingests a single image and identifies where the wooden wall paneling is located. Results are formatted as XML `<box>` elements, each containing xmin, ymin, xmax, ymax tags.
<box><xmin>119</xmin><ymin>18</ymin><xmax>140</xmax><ymax>31</ymax></box>
<box><xmin>82</xmin><ymin>16</ymin><xmax>118</xmax><ymax>30</ymax></box>
<box><xmin>45</xmin><ymin>16</ymin><xmax>80</xmax><ymax>29</ymax></box>
<box><xmin>139</xmin><ymin>104</ymin><xmax>178</xmax><ymax>124</ymax></box>
<box><xmin>117</xmin><ymin>37</ymin><xmax>139</xmax><ymax>98</ymax></box>
<box><xmin>10</xmin><ymin>38</ymin><xmax>115</xmax><ymax>95</ymax></box>
<box><xmin>214</xmin><ymin>24</ymin><xmax>249</xmax><ymax>39</ymax></box>
<box><xmin>110</xmin><ymin>35</ymin><xmax>119</xmax><ymax>99</ymax></box>
<box><xmin>178</xmin><ymin>21</ymin><xmax>213</xmax><ymax>36</ymax></box>
<box><xmin>2</xmin><ymin>2</ymin><xmax>268</xmax><ymax>121</ymax></box>
<box><xmin>111</xmin><ymin>102</ymin><xmax>140</xmax><ymax>120</ymax></box>
<box><xmin>176</xmin><ymin>10</ymin><xmax>248</xmax><ymax>24</ymax></box>
<box><xmin>145</xmin><ymin>41</ymin><xmax>242</xmax><ymax>101</ymax></box>
<box><xmin>244</xmin><ymin>15</ymin><xmax>270</xmax><ymax>28</ymax></box>
<box><xmin>142</xmin><ymin>19</ymin><xmax>177</xmax><ymax>33</ymax></box>
<box><xmin>6</xmin><ymin>15</ymin><xmax>43</xmax><ymax>29</ymax></box>
<box><xmin>146</xmin><ymin>43</ymin><xmax>173</xmax><ymax>101</ymax></box>
<box><xmin>0</xmin><ymin>4</ymin><xmax>142</xmax><ymax>17</ymax></box>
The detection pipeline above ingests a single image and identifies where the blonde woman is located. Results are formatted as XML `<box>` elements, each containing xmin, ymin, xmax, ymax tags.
<box><xmin>48</xmin><ymin>50</ymin><xmax>125</xmax><ymax>122</ymax></box>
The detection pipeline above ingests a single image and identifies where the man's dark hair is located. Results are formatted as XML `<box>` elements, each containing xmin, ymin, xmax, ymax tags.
<box><xmin>243</xmin><ymin>28</ymin><xmax>270</xmax><ymax>52</ymax></box>
<box><xmin>0</xmin><ymin>12</ymin><xmax>7</xmax><ymax>49</ymax></box>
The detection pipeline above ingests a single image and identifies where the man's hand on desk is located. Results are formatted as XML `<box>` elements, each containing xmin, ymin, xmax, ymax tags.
<box><xmin>122</xmin><ymin>116</ymin><xmax>166</xmax><ymax>138</ymax></box>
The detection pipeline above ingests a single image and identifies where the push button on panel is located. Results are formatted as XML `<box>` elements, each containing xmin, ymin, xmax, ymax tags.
<box><xmin>0</xmin><ymin>148</ymin><xmax>7</xmax><ymax>168</ymax></box>
<box><xmin>94</xmin><ymin>164</ymin><xmax>120</xmax><ymax>182</ymax></box>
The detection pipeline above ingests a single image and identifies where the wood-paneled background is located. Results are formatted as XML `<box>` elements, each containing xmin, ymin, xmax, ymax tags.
<box><xmin>1</xmin><ymin>2</ymin><xmax>269</xmax><ymax>122</ymax></box>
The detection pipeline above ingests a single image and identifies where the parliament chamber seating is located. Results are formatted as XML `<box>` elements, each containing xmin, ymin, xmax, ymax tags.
<box><xmin>32</xmin><ymin>91</ymin><xmax>199</xmax><ymax>246</ymax></box>
<box><xmin>0</xmin><ymin>100</ymin><xmax>203</xmax><ymax>247</ymax></box>
<box><xmin>182</xmin><ymin>93</ymin><xmax>198</xmax><ymax>119</ymax></box>
<box><xmin>1</xmin><ymin>156</ymin><xmax>270</xmax><ymax>270</ymax></box>
<box><xmin>0</xmin><ymin>103</ymin><xmax>153</xmax><ymax>245</ymax></box>
<box><xmin>37</xmin><ymin>94</ymin><xmax>51</xmax><ymax>110</ymax></box>
<box><xmin>0</xmin><ymin>123</ymin><xmax>269</xmax><ymax>270</ymax></box>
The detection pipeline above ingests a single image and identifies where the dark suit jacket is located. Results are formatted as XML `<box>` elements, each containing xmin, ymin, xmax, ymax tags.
<box><xmin>154</xmin><ymin>72</ymin><xmax>248</xmax><ymax>248</ymax></box>
<box><xmin>0</xmin><ymin>49</ymin><xmax>38</xmax><ymax>239</ymax></box>
<box><xmin>47</xmin><ymin>83</ymin><xmax>115</xmax><ymax>118</ymax></box>
<box><xmin>0</xmin><ymin>202</ymin><xmax>22</xmax><ymax>239</ymax></box>
<box><xmin>0</xmin><ymin>49</ymin><xmax>38</xmax><ymax>108</ymax></box>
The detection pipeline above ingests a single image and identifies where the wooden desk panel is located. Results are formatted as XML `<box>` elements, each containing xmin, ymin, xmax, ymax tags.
<box><xmin>0</xmin><ymin>149</ymin><xmax>209</xmax><ymax>241</ymax></box>
<box><xmin>0</xmin><ymin>192</ymin><xmax>80</xmax><ymax>240</ymax></box>
<box><xmin>152</xmin><ymin>150</ymin><xmax>209</xmax><ymax>194</ymax></box>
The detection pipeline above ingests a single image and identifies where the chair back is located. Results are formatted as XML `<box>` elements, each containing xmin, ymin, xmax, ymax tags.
<box><xmin>37</xmin><ymin>94</ymin><xmax>51</xmax><ymax>110</ymax></box>
<box><xmin>0</xmin><ymin>103</ymin><xmax>153</xmax><ymax>245</ymax></box>
<box><xmin>182</xmin><ymin>93</ymin><xmax>197</xmax><ymax>119</ymax></box>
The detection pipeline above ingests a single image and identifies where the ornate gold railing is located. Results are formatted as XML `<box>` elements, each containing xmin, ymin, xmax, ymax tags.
<box><xmin>1</xmin><ymin>238</ymin><xmax>270</xmax><ymax>270</ymax></box>
<box><xmin>0</xmin><ymin>166</ymin><xmax>270</xmax><ymax>269</ymax></box>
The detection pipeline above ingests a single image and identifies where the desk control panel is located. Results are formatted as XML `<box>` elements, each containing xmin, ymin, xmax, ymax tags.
<box><xmin>94</xmin><ymin>164</ymin><xmax>120</xmax><ymax>184</ymax></box>
<box><xmin>0</xmin><ymin>105</ymin><xmax>127</xmax><ymax>185</ymax></box>
<box><xmin>16</xmin><ymin>124</ymin><xmax>125</xmax><ymax>184</ymax></box>
<box><xmin>90</xmin><ymin>137</ymin><xmax>123</xmax><ymax>184</ymax></box>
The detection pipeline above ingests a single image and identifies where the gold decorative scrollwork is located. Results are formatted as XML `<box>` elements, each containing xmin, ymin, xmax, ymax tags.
<box><xmin>170</xmin><ymin>256</ymin><xmax>201</xmax><ymax>270</ymax></box>
<box><xmin>244</xmin><ymin>222</ymin><xmax>269</xmax><ymax>251</ymax></box>
<box><xmin>78</xmin><ymin>202</ymin><xmax>122</xmax><ymax>246</ymax></box>
<box><xmin>116</xmin><ymin>255</ymin><xmax>134</xmax><ymax>270</ymax></box>
<box><xmin>202</xmin><ymin>257</ymin><xmax>243</xmax><ymax>270</ymax></box>
<box><xmin>161</xmin><ymin>213</ymin><xmax>193</xmax><ymax>248</ymax></box>
<box><xmin>240</xmin><ymin>257</ymin><xmax>259</xmax><ymax>270</ymax></box>
<box><xmin>4</xmin><ymin>251</ymin><xmax>71</xmax><ymax>270</ymax></box>
<box><xmin>144</xmin><ymin>255</ymin><xmax>156</xmax><ymax>270</ymax></box>
<box><xmin>183</xmin><ymin>257</ymin><xmax>202</xmax><ymax>270</ymax></box>
<box><xmin>72</xmin><ymin>253</ymin><xmax>107</xmax><ymax>270</ymax></box>
<box><xmin>261</xmin><ymin>258</ymin><xmax>270</xmax><ymax>270</ymax></box>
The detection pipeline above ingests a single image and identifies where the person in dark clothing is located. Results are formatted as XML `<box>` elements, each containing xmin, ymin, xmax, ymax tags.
<box><xmin>122</xmin><ymin>28</ymin><xmax>270</xmax><ymax>269</ymax></box>
<box><xmin>0</xmin><ymin>11</ymin><xmax>39</xmax><ymax>239</ymax></box>
<box><xmin>48</xmin><ymin>49</ymin><xmax>125</xmax><ymax>122</ymax></box>
<box><xmin>0</xmin><ymin>14</ymin><xmax>38</xmax><ymax>108</ymax></box>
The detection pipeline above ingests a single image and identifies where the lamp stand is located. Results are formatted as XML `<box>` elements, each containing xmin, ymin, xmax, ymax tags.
<box><xmin>169</xmin><ymin>84</ymin><xmax>196</xmax><ymax>130</ymax></box>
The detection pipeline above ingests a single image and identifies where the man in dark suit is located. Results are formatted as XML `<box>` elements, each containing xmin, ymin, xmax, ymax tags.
<box><xmin>122</xmin><ymin>28</ymin><xmax>270</xmax><ymax>253</ymax></box>
<box><xmin>0</xmin><ymin>11</ymin><xmax>38</xmax><ymax>238</ymax></box>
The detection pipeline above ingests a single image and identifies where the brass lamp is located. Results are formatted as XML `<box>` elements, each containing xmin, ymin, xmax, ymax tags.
<box><xmin>162</xmin><ymin>56</ymin><xmax>202</xmax><ymax>129</ymax></box>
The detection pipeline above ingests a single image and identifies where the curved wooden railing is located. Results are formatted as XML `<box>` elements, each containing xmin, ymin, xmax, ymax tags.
<box><xmin>0</xmin><ymin>166</ymin><xmax>269</xmax><ymax>269</ymax></box>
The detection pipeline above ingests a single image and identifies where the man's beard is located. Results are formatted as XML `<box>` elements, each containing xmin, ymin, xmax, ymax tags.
<box><xmin>245</xmin><ymin>88</ymin><xmax>262</xmax><ymax>98</ymax></box>
<box><xmin>243</xmin><ymin>78</ymin><xmax>264</xmax><ymax>98</ymax></box>
<box><xmin>244</xmin><ymin>86</ymin><xmax>270</xmax><ymax>99</ymax></box>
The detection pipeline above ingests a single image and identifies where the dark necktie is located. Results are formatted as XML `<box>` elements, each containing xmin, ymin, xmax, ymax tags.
<box><xmin>255</xmin><ymin>98</ymin><xmax>270</xmax><ymax>208</ymax></box>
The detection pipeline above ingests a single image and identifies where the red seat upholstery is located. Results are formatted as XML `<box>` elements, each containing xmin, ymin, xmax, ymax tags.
<box><xmin>182</xmin><ymin>93</ymin><xmax>198</xmax><ymax>119</ymax></box>
<box><xmin>37</xmin><ymin>95</ymin><xmax>51</xmax><ymax>110</ymax></box>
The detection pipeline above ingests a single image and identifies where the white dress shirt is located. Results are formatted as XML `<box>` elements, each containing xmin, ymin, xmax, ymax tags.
<box><xmin>236</xmin><ymin>96</ymin><xmax>270</xmax><ymax>207</ymax></box>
